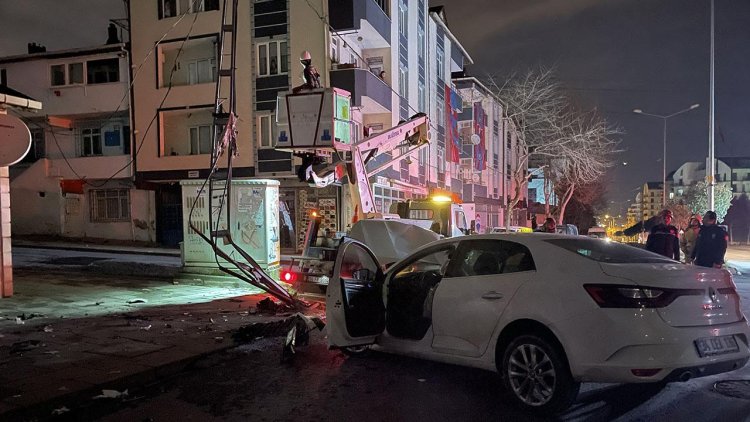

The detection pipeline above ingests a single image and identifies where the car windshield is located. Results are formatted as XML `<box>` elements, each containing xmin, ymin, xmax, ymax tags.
<box><xmin>544</xmin><ymin>238</ymin><xmax>675</xmax><ymax>264</ymax></box>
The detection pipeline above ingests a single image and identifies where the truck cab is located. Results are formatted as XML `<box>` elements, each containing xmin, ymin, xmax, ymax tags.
<box><xmin>390</xmin><ymin>197</ymin><xmax>469</xmax><ymax>238</ymax></box>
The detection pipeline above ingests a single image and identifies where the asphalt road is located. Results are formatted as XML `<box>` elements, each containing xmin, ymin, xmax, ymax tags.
<box><xmin>11</xmin><ymin>244</ymin><xmax>750</xmax><ymax>421</ymax></box>
<box><xmin>76</xmin><ymin>273</ymin><xmax>750</xmax><ymax>422</ymax></box>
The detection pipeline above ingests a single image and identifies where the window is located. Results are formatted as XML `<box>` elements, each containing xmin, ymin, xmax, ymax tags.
<box><xmin>256</xmin><ymin>41</ymin><xmax>288</xmax><ymax>77</ymax></box>
<box><xmin>158</xmin><ymin>0</ymin><xmax>218</xmax><ymax>19</ymax></box>
<box><xmin>398</xmin><ymin>0</ymin><xmax>408</xmax><ymax>37</ymax></box>
<box><xmin>22</xmin><ymin>128</ymin><xmax>45</xmax><ymax>163</ymax></box>
<box><xmin>69</xmin><ymin>63</ymin><xmax>84</xmax><ymax>84</ymax></box>
<box><xmin>446</xmin><ymin>239</ymin><xmax>536</xmax><ymax>277</ymax></box>
<box><xmin>545</xmin><ymin>238</ymin><xmax>674</xmax><ymax>264</ymax></box>
<box><xmin>257</xmin><ymin>114</ymin><xmax>278</xmax><ymax>148</ymax></box>
<box><xmin>418</xmin><ymin>82</ymin><xmax>425</xmax><ymax>112</ymax></box>
<box><xmin>187</xmin><ymin>58</ymin><xmax>215</xmax><ymax>84</ymax></box>
<box><xmin>417</xmin><ymin>27</ymin><xmax>425</xmax><ymax>59</ymax></box>
<box><xmin>398</xmin><ymin>64</ymin><xmax>408</xmax><ymax>99</ymax></box>
<box><xmin>81</xmin><ymin>128</ymin><xmax>102</xmax><ymax>156</ymax></box>
<box><xmin>436</xmin><ymin>47</ymin><xmax>444</xmax><ymax>81</ymax></box>
<box><xmin>158</xmin><ymin>37</ymin><xmax>217</xmax><ymax>87</ymax></box>
<box><xmin>51</xmin><ymin>60</ymin><xmax>114</xmax><ymax>87</ymax></box>
<box><xmin>50</xmin><ymin>65</ymin><xmax>66</xmax><ymax>86</ymax></box>
<box><xmin>189</xmin><ymin>125</ymin><xmax>212</xmax><ymax>155</ymax></box>
<box><xmin>90</xmin><ymin>189</ymin><xmax>130</xmax><ymax>222</ymax></box>
<box><xmin>393</xmin><ymin>245</ymin><xmax>454</xmax><ymax>280</ymax></box>
<box><xmin>87</xmin><ymin>58</ymin><xmax>119</xmax><ymax>84</ymax></box>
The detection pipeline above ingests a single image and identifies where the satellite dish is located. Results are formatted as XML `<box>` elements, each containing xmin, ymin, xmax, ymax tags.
<box><xmin>470</xmin><ymin>134</ymin><xmax>481</xmax><ymax>145</ymax></box>
<box><xmin>0</xmin><ymin>114</ymin><xmax>32</xmax><ymax>166</ymax></box>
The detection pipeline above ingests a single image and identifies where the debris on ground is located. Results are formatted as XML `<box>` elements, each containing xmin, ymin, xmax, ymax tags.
<box><xmin>17</xmin><ymin>313</ymin><xmax>44</xmax><ymax>321</ymax></box>
<box><xmin>257</xmin><ymin>297</ymin><xmax>282</xmax><ymax>314</ymax></box>
<box><xmin>51</xmin><ymin>406</ymin><xmax>70</xmax><ymax>415</ymax></box>
<box><xmin>140</xmin><ymin>325</ymin><xmax>152</xmax><ymax>331</ymax></box>
<box><xmin>126</xmin><ymin>298</ymin><xmax>147</xmax><ymax>304</ymax></box>
<box><xmin>10</xmin><ymin>340</ymin><xmax>44</xmax><ymax>354</ymax></box>
<box><xmin>42</xmin><ymin>325</ymin><xmax>54</xmax><ymax>333</ymax></box>
<box><xmin>93</xmin><ymin>389</ymin><xmax>128</xmax><ymax>399</ymax></box>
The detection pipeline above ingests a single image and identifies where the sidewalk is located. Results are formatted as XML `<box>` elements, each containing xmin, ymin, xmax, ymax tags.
<box><xmin>0</xmin><ymin>268</ymin><xmax>311</xmax><ymax>420</ymax></box>
<box><xmin>12</xmin><ymin>238</ymin><xmax>181</xmax><ymax>257</ymax></box>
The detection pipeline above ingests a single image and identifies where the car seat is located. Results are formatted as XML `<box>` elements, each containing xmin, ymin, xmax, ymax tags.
<box><xmin>473</xmin><ymin>252</ymin><xmax>501</xmax><ymax>275</ymax></box>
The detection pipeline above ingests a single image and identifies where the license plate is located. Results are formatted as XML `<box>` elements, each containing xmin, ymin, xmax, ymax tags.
<box><xmin>695</xmin><ymin>335</ymin><xmax>739</xmax><ymax>357</ymax></box>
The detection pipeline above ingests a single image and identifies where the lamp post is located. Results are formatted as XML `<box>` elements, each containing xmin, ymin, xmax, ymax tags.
<box><xmin>633</xmin><ymin>103</ymin><xmax>700</xmax><ymax>208</ymax></box>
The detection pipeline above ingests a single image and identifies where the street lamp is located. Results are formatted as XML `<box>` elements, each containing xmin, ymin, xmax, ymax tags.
<box><xmin>633</xmin><ymin>103</ymin><xmax>700</xmax><ymax>208</ymax></box>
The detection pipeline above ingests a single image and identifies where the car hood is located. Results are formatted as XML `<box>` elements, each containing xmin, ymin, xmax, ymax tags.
<box><xmin>349</xmin><ymin>219</ymin><xmax>440</xmax><ymax>266</ymax></box>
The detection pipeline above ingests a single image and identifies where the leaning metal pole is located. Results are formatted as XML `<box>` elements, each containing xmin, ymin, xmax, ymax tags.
<box><xmin>708</xmin><ymin>0</ymin><xmax>715</xmax><ymax>210</ymax></box>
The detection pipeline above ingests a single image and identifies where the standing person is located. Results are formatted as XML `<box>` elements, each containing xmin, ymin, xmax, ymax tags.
<box><xmin>680</xmin><ymin>214</ymin><xmax>702</xmax><ymax>264</ymax></box>
<box><xmin>536</xmin><ymin>217</ymin><xmax>556</xmax><ymax>233</ymax></box>
<box><xmin>691</xmin><ymin>211</ymin><xmax>729</xmax><ymax>268</ymax></box>
<box><xmin>646</xmin><ymin>209</ymin><xmax>680</xmax><ymax>260</ymax></box>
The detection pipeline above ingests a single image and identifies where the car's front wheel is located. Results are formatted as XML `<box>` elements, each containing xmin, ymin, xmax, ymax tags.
<box><xmin>500</xmin><ymin>334</ymin><xmax>579</xmax><ymax>415</ymax></box>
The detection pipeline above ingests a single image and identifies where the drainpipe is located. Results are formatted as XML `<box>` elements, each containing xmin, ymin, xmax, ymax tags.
<box><xmin>124</xmin><ymin>0</ymin><xmax>137</xmax><ymax>241</ymax></box>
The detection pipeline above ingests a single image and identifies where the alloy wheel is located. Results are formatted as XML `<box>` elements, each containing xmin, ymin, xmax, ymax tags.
<box><xmin>507</xmin><ymin>343</ymin><xmax>556</xmax><ymax>406</ymax></box>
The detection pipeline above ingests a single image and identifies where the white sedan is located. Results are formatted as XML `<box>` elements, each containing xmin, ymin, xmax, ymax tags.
<box><xmin>326</xmin><ymin>233</ymin><xmax>750</xmax><ymax>415</ymax></box>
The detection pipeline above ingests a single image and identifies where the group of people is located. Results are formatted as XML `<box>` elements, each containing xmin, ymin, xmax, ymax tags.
<box><xmin>646</xmin><ymin>209</ymin><xmax>728</xmax><ymax>268</ymax></box>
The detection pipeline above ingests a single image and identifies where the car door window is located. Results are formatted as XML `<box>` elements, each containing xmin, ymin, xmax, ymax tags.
<box><xmin>337</xmin><ymin>241</ymin><xmax>384</xmax><ymax>338</ymax></box>
<box><xmin>387</xmin><ymin>244</ymin><xmax>455</xmax><ymax>340</ymax></box>
<box><xmin>446</xmin><ymin>239</ymin><xmax>535</xmax><ymax>277</ymax></box>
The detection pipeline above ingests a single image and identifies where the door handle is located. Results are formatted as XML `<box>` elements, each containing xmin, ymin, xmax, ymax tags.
<box><xmin>482</xmin><ymin>291</ymin><xmax>504</xmax><ymax>300</ymax></box>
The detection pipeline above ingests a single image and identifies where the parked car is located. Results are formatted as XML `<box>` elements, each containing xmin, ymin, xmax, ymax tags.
<box><xmin>491</xmin><ymin>226</ymin><xmax>533</xmax><ymax>233</ymax></box>
<box><xmin>587</xmin><ymin>226</ymin><xmax>607</xmax><ymax>239</ymax></box>
<box><xmin>326</xmin><ymin>232</ymin><xmax>750</xmax><ymax>415</ymax></box>
<box><xmin>555</xmin><ymin>224</ymin><xmax>579</xmax><ymax>236</ymax></box>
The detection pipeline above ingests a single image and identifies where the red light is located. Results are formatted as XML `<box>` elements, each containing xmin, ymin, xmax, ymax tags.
<box><xmin>281</xmin><ymin>271</ymin><xmax>297</xmax><ymax>283</ymax></box>
<box><xmin>631</xmin><ymin>368</ymin><xmax>662</xmax><ymax>377</ymax></box>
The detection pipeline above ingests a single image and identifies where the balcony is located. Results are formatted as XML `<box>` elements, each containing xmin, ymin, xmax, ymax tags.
<box><xmin>331</xmin><ymin>66</ymin><xmax>391</xmax><ymax>113</ymax></box>
<box><xmin>329</xmin><ymin>0</ymin><xmax>390</xmax><ymax>49</ymax></box>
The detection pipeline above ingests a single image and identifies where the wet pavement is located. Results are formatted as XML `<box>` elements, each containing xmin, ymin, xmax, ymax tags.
<box><xmin>0</xmin><ymin>262</ymin><xmax>303</xmax><ymax>420</ymax></box>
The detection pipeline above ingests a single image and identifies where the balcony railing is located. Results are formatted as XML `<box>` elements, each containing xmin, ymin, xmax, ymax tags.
<box><xmin>329</xmin><ymin>0</ymin><xmax>390</xmax><ymax>48</ymax></box>
<box><xmin>331</xmin><ymin>64</ymin><xmax>391</xmax><ymax>112</ymax></box>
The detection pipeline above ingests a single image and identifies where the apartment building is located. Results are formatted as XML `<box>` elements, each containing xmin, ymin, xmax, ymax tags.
<box><xmin>2</xmin><ymin>43</ymin><xmax>151</xmax><ymax>241</ymax></box>
<box><xmin>452</xmin><ymin>76</ymin><xmax>526</xmax><ymax>231</ymax></box>
<box><xmin>128</xmin><ymin>0</ymin><xmax>514</xmax><ymax>251</ymax></box>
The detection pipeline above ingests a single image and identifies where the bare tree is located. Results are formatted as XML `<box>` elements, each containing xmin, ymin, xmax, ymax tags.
<box><xmin>486</xmin><ymin>67</ymin><xmax>567</xmax><ymax>228</ymax></box>
<box><xmin>487</xmin><ymin>67</ymin><xmax>619</xmax><ymax>228</ymax></box>
<box><xmin>548</xmin><ymin>110</ymin><xmax>621</xmax><ymax>223</ymax></box>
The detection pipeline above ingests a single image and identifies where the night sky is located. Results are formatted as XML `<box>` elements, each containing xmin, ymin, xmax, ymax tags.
<box><xmin>2</xmin><ymin>0</ymin><xmax>749</xmax><ymax>216</ymax></box>
<box><xmin>438</xmin><ymin>0</ymin><xmax>750</xmax><ymax>215</ymax></box>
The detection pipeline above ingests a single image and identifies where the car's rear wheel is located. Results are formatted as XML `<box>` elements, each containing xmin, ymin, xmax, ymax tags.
<box><xmin>500</xmin><ymin>334</ymin><xmax>579</xmax><ymax>415</ymax></box>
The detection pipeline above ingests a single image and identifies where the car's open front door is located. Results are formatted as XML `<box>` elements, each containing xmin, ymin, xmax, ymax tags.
<box><xmin>326</xmin><ymin>239</ymin><xmax>385</xmax><ymax>348</ymax></box>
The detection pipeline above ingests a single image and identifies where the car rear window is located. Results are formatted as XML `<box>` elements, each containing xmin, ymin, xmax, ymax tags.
<box><xmin>544</xmin><ymin>238</ymin><xmax>675</xmax><ymax>263</ymax></box>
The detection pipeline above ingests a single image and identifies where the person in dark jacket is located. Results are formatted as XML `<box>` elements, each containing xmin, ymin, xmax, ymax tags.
<box><xmin>646</xmin><ymin>209</ymin><xmax>680</xmax><ymax>260</ymax></box>
<box><xmin>691</xmin><ymin>211</ymin><xmax>728</xmax><ymax>268</ymax></box>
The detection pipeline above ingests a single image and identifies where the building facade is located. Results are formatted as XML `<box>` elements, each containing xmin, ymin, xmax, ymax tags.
<box><xmin>3</xmin><ymin>44</ymin><xmax>154</xmax><ymax>241</ymax></box>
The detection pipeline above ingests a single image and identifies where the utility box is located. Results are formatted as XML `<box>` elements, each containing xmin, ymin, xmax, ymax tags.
<box><xmin>179</xmin><ymin>179</ymin><xmax>281</xmax><ymax>282</ymax></box>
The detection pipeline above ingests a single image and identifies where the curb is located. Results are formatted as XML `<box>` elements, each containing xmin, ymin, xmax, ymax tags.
<box><xmin>0</xmin><ymin>344</ymin><xmax>237</xmax><ymax>421</ymax></box>
<box><xmin>12</xmin><ymin>243</ymin><xmax>181</xmax><ymax>257</ymax></box>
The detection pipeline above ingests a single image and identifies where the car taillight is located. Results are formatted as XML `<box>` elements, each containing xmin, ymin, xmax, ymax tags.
<box><xmin>281</xmin><ymin>270</ymin><xmax>297</xmax><ymax>283</ymax></box>
<box><xmin>583</xmin><ymin>284</ymin><xmax>679</xmax><ymax>308</ymax></box>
